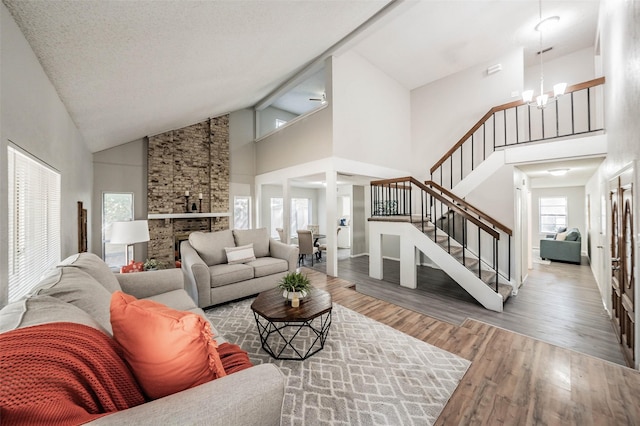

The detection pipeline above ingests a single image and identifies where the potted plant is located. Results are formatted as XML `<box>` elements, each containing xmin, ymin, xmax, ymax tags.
<box><xmin>143</xmin><ymin>258</ymin><xmax>161</xmax><ymax>271</ymax></box>
<box><xmin>277</xmin><ymin>271</ymin><xmax>312</xmax><ymax>301</ymax></box>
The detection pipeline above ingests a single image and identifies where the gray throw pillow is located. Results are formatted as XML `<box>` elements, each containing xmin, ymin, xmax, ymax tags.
<box><xmin>565</xmin><ymin>229</ymin><xmax>581</xmax><ymax>241</ymax></box>
<box><xmin>30</xmin><ymin>267</ymin><xmax>113</xmax><ymax>334</ymax></box>
<box><xmin>233</xmin><ymin>228</ymin><xmax>270</xmax><ymax>258</ymax></box>
<box><xmin>58</xmin><ymin>252</ymin><xmax>122</xmax><ymax>293</ymax></box>
<box><xmin>189</xmin><ymin>230</ymin><xmax>235</xmax><ymax>266</ymax></box>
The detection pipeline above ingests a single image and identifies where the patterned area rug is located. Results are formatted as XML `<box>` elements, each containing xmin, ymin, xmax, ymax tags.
<box><xmin>206</xmin><ymin>299</ymin><xmax>470</xmax><ymax>426</ymax></box>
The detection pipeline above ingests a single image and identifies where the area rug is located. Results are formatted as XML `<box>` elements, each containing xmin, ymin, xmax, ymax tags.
<box><xmin>205</xmin><ymin>299</ymin><xmax>470</xmax><ymax>426</ymax></box>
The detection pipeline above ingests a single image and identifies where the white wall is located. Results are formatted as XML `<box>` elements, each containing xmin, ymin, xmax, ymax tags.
<box><xmin>530</xmin><ymin>186</ymin><xmax>586</xmax><ymax>254</ymax></box>
<box><xmin>229</xmin><ymin>108</ymin><xmax>256</xmax><ymax>186</ymax></box>
<box><xmin>411</xmin><ymin>49</ymin><xmax>524</xmax><ymax>181</ymax></box>
<box><xmin>524</xmin><ymin>46</ymin><xmax>596</xmax><ymax>90</ymax></box>
<box><xmin>332</xmin><ymin>51</ymin><xmax>411</xmax><ymax>171</ymax></box>
<box><xmin>92</xmin><ymin>139</ymin><xmax>148</xmax><ymax>260</ymax></box>
<box><xmin>1</xmin><ymin>4</ymin><xmax>93</xmax><ymax>306</ymax></box>
<box><xmin>594</xmin><ymin>0</ymin><xmax>640</xmax><ymax>368</ymax></box>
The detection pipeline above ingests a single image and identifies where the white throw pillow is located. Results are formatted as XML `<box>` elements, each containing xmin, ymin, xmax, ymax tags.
<box><xmin>555</xmin><ymin>231</ymin><xmax>568</xmax><ymax>241</ymax></box>
<box><xmin>225</xmin><ymin>243</ymin><xmax>256</xmax><ymax>265</ymax></box>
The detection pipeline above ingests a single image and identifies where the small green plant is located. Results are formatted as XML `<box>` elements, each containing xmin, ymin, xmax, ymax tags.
<box><xmin>143</xmin><ymin>258</ymin><xmax>161</xmax><ymax>271</ymax></box>
<box><xmin>277</xmin><ymin>271</ymin><xmax>312</xmax><ymax>296</ymax></box>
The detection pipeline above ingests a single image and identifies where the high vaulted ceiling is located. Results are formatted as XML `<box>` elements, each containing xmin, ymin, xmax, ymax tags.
<box><xmin>3</xmin><ymin>0</ymin><xmax>600</xmax><ymax>153</ymax></box>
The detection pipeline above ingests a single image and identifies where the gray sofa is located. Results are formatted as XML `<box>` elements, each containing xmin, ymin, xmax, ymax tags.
<box><xmin>181</xmin><ymin>228</ymin><xmax>299</xmax><ymax>308</ymax></box>
<box><xmin>540</xmin><ymin>227</ymin><xmax>582</xmax><ymax>264</ymax></box>
<box><xmin>0</xmin><ymin>252</ymin><xmax>285</xmax><ymax>425</ymax></box>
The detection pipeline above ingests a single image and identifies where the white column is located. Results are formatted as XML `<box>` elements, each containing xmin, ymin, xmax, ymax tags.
<box><xmin>283</xmin><ymin>179</ymin><xmax>291</xmax><ymax>244</ymax></box>
<box><xmin>325</xmin><ymin>170</ymin><xmax>338</xmax><ymax>277</ymax></box>
<box><xmin>369</xmin><ymin>222</ymin><xmax>383</xmax><ymax>279</ymax></box>
<box><xmin>400</xmin><ymin>237</ymin><xmax>417</xmax><ymax>289</ymax></box>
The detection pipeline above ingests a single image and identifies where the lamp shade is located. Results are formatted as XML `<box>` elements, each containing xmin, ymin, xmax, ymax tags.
<box><xmin>110</xmin><ymin>220</ymin><xmax>150</xmax><ymax>245</ymax></box>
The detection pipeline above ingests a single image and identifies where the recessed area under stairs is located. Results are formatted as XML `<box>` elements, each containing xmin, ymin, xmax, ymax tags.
<box><xmin>369</xmin><ymin>215</ymin><xmax>513</xmax><ymax>304</ymax></box>
<box><xmin>308</xmin><ymin>255</ymin><xmax>626</xmax><ymax>366</ymax></box>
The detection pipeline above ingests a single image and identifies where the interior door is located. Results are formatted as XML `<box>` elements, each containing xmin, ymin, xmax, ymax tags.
<box><xmin>610</xmin><ymin>169</ymin><xmax>635</xmax><ymax>367</ymax></box>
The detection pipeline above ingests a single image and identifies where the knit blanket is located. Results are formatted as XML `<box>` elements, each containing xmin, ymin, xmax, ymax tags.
<box><xmin>0</xmin><ymin>322</ymin><xmax>146</xmax><ymax>425</ymax></box>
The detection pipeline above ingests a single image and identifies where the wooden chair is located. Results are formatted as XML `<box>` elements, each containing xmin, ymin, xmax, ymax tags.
<box><xmin>297</xmin><ymin>229</ymin><xmax>318</xmax><ymax>266</ymax></box>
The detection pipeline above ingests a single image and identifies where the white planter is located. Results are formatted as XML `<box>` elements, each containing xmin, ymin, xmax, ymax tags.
<box><xmin>282</xmin><ymin>290</ymin><xmax>308</xmax><ymax>300</ymax></box>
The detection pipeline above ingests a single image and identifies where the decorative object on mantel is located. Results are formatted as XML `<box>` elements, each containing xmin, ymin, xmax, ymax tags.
<box><xmin>199</xmin><ymin>193</ymin><xmax>203</xmax><ymax>213</ymax></box>
<box><xmin>110</xmin><ymin>220</ymin><xmax>150</xmax><ymax>265</ymax></box>
<box><xmin>277</xmin><ymin>272</ymin><xmax>311</xmax><ymax>305</ymax></box>
<box><xmin>184</xmin><ymin>191</ymin><xmax>190</xmax><ymax>213</ymax></box>
<box><xmin>191</xmin><ymin>202</ymin><xmax>197</xmax><ymax>212</ymax></box>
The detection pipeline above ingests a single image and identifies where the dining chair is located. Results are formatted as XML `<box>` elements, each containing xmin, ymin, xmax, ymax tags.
<box><xmin>318</xmin><ymin>227</ymin><xmax>341</xmax><ymax>258</ymax></box>
<box><xmin>276</xmin><ymin>227</ymin><xmax>286</xmax><ymax>242</ymax></box>
<box><xmin>307</xmin><ymin>224</ymin><xmax>319</xmax><ymax>236</ymax></box>
<box><xmin>297</xmin><ymin>229</ymin><xmax>318</xmax><ymax>266</ymax></box>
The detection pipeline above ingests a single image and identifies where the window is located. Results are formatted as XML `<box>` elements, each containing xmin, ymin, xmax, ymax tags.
<box><xmin>234</xmin><ymin>196</ymin><xmax>251</xmax><ymax>229</ymax></box>
<box><xmin>8</xmin><ymin>146</ymin><xmax>61</xmax><ymax>302</ymax></box>
<box><xmin>270</xmin><ymin>198</ymin><xmax>284</xmax><ymax>238</ymax></box>
<box><xmin>269</xmin><ymin>197</ymin><xmax>311</xmax><ymax>238</ymax></box>
<box><xmin>102</xmin><ymin>193</ymin><xmax>134</xmax><ymax>267</ymax></box>
<box><xmin>539</xmin><ymin>197</ymin><xmax>567</xmax><ymax>233</ymax></box>
<box><xmin>290</xmin><ymin>198</ymin><xmax>311</xmax><ymax>237</ymax></box>
<box><xmin>275</xmin><ymin>119</ymin><xmax>287</xmax><ymax>128</ymax></box>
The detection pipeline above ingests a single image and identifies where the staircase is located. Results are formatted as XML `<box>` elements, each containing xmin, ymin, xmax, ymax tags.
<box><xmin>369</xmin><ymin>177</ymin><xmax>513</xmax><ymax>312</ymax></box>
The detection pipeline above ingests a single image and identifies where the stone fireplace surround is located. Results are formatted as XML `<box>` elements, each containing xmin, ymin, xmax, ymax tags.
<box><xmin>147</xmin><ymin>115</ymin><xmax>230</xmax><ymax>266</ymax></box>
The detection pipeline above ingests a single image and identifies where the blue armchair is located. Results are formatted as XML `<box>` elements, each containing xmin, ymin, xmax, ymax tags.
<box><xmin>540</xmin><ymin>228</ymin><xmax>582</xmax><ymax>264</ymax></box>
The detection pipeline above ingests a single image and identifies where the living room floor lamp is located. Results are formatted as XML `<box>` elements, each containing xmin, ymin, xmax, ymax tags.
<box><xmin>110</xmin><ymin>220</ymin><xmax>150</xmax><ymax>265</ymax></box>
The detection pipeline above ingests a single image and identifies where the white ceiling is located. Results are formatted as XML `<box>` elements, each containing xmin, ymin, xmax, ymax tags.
<box><xmin>516</xmin><ymin>156</ymin><xmax>605</xmax><ymax>188</ymax></box>
<box><xmin>3</xmin><ymin>0</ymin><xmax>600</xmax><ymax>153</ymax></box>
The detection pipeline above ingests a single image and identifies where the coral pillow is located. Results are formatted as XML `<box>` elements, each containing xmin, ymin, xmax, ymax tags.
<box><xmin>109</xmin><ymin>292</ymin><xmax>226</xmax><ymax>400</ymax></box>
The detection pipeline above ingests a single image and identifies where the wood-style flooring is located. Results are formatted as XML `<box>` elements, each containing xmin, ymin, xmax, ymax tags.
<box><xmin>309</xmin><ymin>254</ymin><xmax>626</xmax><ymax>366</ymax></box>
<box><xmin>300</xmin><ymin>266</ymin><xmax>640</xmax><ymax>425</ymax></box>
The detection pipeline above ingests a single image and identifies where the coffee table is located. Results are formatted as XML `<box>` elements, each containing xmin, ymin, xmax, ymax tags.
<box><xmin>250</xmin><ymin>287</ymin><xmax>332</xmax><ymax>360</ymax></box>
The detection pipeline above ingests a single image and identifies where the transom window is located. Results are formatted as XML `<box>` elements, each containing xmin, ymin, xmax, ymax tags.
<box><xmin>539</xmin><ymin>197</ymin><xmax>568</xmax><ymax>233</ymax></box>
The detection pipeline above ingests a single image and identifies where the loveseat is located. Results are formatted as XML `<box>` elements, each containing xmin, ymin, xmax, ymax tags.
<box><xmin>0</xmin><ymin>252</ymin><xmax>285</xmax><ymax>425</ymax></box>
<box><xmin>181</xmin><ymin>228</ymin><xmax>299</xmax><ymax>308</ymax></box>
<box><xmin>540</xmin><ymin>227</ymin><xmax>582</xmax><ymax>264</ymax></box>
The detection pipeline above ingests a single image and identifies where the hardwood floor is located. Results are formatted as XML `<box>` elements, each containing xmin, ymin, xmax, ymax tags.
<box><xmin>309</xmin><ymin>255</ymin><xmax>626</xmax><ymax>366</ymax></box>
<box><xmin>300</xmin><ymin>266</ymin><xmax>640</xmax><ymax>425</ymax></box>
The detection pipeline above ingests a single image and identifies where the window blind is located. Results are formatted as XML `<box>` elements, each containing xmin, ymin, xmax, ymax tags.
<box><xmin>8</xmin><ymin>146</ymin><xmax>61</xmax><ymax>302</ymax></box>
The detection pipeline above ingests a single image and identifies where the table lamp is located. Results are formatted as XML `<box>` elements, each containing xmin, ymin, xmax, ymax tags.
<box><xmin>110</xmin><ymin>220</ymin><xmax>150</xmax><ymax>265</ymax></box>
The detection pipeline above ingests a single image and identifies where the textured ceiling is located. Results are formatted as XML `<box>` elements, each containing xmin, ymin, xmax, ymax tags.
<box><xmin>3</xmin><ymin>0</ymin><xmax>389</xmax><ymax>152</ymax></box>
<box><xmin>353</xmin><ymin>0</ymin><xmax>600</xmax><ymax>90</ymax></box>
<box><xmin>3</xmin><ymin>0</ymin><xmax>599</xmax><ymax>153</ymax></box>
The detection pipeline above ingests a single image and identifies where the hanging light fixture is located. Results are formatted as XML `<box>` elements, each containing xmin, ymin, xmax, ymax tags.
<box><xmin>522</xmin><ymin>0</ymin><xmax>566</xmax><ymax>109</ymax></box>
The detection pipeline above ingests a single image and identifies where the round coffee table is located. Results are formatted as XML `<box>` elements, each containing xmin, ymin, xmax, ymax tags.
<box><xmin>250</xmin><ymin>287</ymin><xmax>332</xmax><ymax>360</ymax></box>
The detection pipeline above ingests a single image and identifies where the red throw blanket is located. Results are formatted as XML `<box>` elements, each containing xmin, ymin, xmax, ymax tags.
<box><xmin>218</xmin><ymin>342</ymin><xmax>253</xmax><ymax>374</ymax></box>
<box><xmin>0</xmin><ymin>322</ymin><xmax>146</xmax><ymax>425</ymax></box>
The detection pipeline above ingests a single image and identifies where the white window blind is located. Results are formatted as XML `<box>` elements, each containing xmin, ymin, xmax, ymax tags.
<box><xmin>8</xmin><ymin>146</ymin><xmax>61</xmax><ymax>302</ymax></box>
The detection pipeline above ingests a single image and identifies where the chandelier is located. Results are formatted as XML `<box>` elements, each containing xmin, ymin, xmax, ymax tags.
<box><xmin>522</xmin><ymin>0</ymin><xmax>566</xmax><ymax>109</ymax></box>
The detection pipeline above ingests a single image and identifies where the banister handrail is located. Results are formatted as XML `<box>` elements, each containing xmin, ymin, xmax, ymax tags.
<box><xmin>424</xmin><ymin>180</ymin><xmax>512</xmax><ymax>236</ymax></box>
<box><xmin>371</xmin><ymin>177</ymin><xmax>500</xmax><ymax>239</ymax></box>
<box><xmin>429</xmin><ymin>76</ymin><xmax>606</xmax><ymax>174</ymax></box>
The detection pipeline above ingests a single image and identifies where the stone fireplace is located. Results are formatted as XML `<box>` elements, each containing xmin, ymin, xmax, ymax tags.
<box><xmin>147</xmin><ymin>115</ymin><xmax>230</xmax><ymax>266</ymax></box>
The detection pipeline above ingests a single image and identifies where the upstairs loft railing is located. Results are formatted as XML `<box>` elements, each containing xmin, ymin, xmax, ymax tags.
<box><xmin>430</xmin><ymin>77</ymin><xmax>606</xmax><ymax>189</ymax></box>
<box><xmin>370</xmin><ymin>177</ymin><xmax>512</xmax><ymax>291</ymax></box>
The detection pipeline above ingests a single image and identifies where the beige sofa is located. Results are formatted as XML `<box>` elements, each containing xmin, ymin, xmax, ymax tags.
<box><xmin>181</xmin><ymin>228</ymin><xmax>299</xmax><ymax>308</ymax></box>
<box><xmin>0</xmin><ymin>252</ymin><xmax>285</xmax><ymax>425</ymax></box>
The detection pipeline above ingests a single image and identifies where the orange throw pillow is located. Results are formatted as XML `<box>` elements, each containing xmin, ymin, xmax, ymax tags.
<box><xmin>109</xmin><ymin>291</ymin><xmax>226</xmax><ymax>400</ymax></box>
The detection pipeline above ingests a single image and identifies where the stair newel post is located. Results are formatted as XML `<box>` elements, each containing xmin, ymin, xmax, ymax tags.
<box><xmin>495</xmin><ymin>237</ymin><xmax>499</xmax><ymax>293</ymax></box>
<box><xmin>462</xmin><ymin>217</ymin><xmax>466</xmax><ymax>266</ymax></box>
<box><xmin>508</xmin><ymin>235</ymin><xmax>511</xmax><ymax>281</ymax></box>
<box><xmin>477</xmin><ymin>227</ymin><xmax>482</xmax><ymax>279</ymax></box>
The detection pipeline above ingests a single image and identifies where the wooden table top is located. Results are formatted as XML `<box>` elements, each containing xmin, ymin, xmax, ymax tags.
<box><xmin>251</xmin><ymin>287</ymin><xmax>332</xmax><ymax>322</ymax></box>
